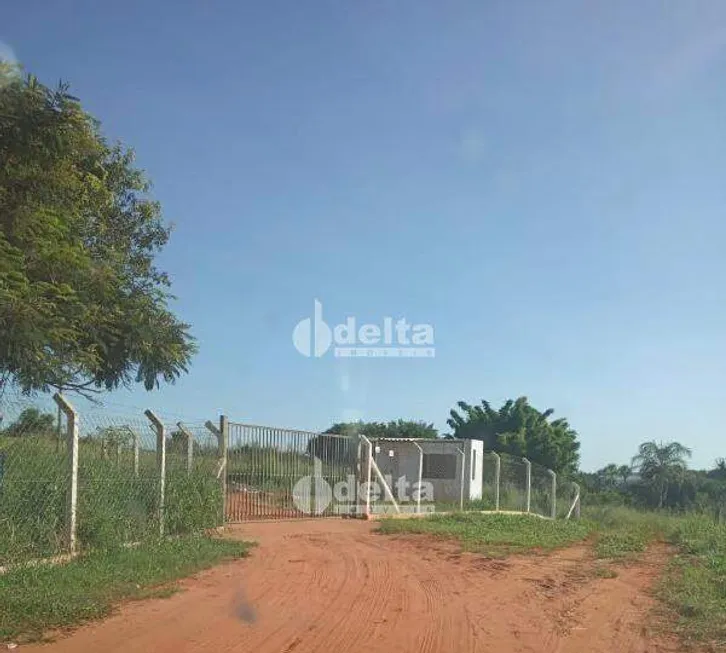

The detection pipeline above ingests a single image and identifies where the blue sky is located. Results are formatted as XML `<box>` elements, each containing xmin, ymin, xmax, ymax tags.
<box><xmin>3</xmin><ymin>1</ymin><xmax>726</xmax><ymax>470</ymax></box>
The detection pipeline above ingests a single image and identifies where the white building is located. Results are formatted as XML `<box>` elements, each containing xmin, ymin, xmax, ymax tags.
<box><xmin>369</xmin><ymin>438</ymin><xmax>483</xmax><ymax>507</ymax></box>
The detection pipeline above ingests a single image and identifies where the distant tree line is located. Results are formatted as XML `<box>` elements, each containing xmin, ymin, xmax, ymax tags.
<box><xmin>579</xmin><ymin>442</ymin><xmax>726</xmax><ymax>519</ymax></box>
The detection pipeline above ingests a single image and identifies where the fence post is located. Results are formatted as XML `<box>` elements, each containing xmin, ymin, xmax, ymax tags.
<box><xmin>219</xmin><ymin>416</ymin><xmax>228</xmax><ymax>525</ymax></box>
<box><xmin>206</xmin><ymin>418</ymin><xmax>228</xmax><ymax>525</ymax></box>
<box><xmin>456</xmin><ymin>446</ymin><xmax>465</xmax><ymax>511</ymax></box>
<box><xmin>53</xmin><ymin>393</ymin><xmax>79</xmax><ymax>556</ymax></box>
<box><xmin>522</xmin><ymin>457</ymin><xmax>531</xmax><ymax>513</ymax></box>
<box><xmin>566</xmin><ymin>482</ymin><xmax>581</xmax><ymax>520</ymax></box>
<box><xmin>176</xmin><ymin>422</ymin><xmax>194</xmax><ymax>476</ymax></box>
<box><xmin>548</xmin><ymin>469</ymin><xmax>557</xmax><ymax>519</ymax></box>
<box><xmin>126</xmin><ymin>426</ymin><xmax>139</xmax><ymax>477</ymax></box>
<box><xmin>492</xmin><ymin>452</ymin><xmax>501</xmax><ymax>512</ymax></box>
<box><xmin>145</xmin><ymin>410</ymin><xmax>166</xmax><ymax>537</ymax></box>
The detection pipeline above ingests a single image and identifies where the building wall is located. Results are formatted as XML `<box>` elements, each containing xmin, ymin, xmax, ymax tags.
<box><xmin>371</xmin><ymin>439</ymin><xmax>484</xmax><ymax>505</ymax></box>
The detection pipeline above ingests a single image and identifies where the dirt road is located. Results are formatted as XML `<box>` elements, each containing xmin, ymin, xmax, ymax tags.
<box><xmin>24</xmin><ymin>520</ymin><xmax>678</xmax><ymax>653</ymax></box>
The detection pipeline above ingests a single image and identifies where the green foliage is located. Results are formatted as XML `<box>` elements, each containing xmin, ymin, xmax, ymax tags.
<box><xmin>0</xmin><ymin>436</ymin><xmax>223</xmax><ymax>564</ymax></box>
<box><xmin>447</xmin><ymin>397</ymin><xmax>580</xmax><ymax>475</ymax></box>
<box><xmin>326</xmin><ymin>419</ymin><xmax>438</xmax><ymax>440</ymax></box>
<box><xmin>0</xmin><ymin>68</ymin><xmax>195</xmax><ymax>395</ymax></box>
<box><xmin>1</xmin><ymin>407</ymin><xmax>56</xmax><ymax>437</ymax></box>
<box><xmin>632</xmin><ymin>441</ymin><xmax>692</xmax><ymax>509</ymax></box>
<box><xmin>378</xmin><ymin>512</ymin><xmax>592</xmax><ymax>555</ymax></box>
<box><xmin>660</xmin><ymin>516</ymin><xmax>726</xmax><ymax>645</ymax></box>
<box><xmin>0</xmin><ymin>436</ymin><xmax>67</xmax><ymax>562</ymax></box>
<box><xmin>0</xmin><ymin>535</ymin><xmax>251</xmax><ymax>642</ymax></box>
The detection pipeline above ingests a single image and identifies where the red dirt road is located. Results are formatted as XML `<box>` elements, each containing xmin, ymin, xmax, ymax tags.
<box><xmin>24</xmin><ymin>520</ymin><xmax>679</xmax><ymax>653</ymax></box>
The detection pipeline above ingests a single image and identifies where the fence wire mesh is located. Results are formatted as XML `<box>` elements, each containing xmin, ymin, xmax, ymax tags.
<box><xmin>0</xmin><ymin>395</ymin><xmax>69</xmax><ymax>565</ymax></box>
<box><xmin>1</xmin><ymin>390</ymin><xmax>580</xmax><ymax>566</ymax></box>
<box><xmin>0</xmin><ymin>395</ymin><xmax>225</xmax><ymax>566</ymax></box>
<box><xmin>76</xmin><ymin>413</ymin><xmax>162</xmax><ymax>550</ymax></box>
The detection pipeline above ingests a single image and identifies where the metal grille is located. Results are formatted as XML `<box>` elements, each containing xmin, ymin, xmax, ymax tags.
<box><xmin>225</xmin><ymin>423</ymin><xmax>357</xmax><ymax>520</ymax></box>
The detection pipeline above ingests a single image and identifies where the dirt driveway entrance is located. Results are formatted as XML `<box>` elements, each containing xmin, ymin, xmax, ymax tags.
<box><xmin>24</xmin><ymin>519</ymin><xmax>678</xmax><ymax>653</ymax></box>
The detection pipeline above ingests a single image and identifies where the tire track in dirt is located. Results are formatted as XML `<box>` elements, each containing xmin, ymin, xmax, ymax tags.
<box><xmin>21</xmin><ymin>520</ymin><xmax>682</xmax><ymax>653</ymax></box>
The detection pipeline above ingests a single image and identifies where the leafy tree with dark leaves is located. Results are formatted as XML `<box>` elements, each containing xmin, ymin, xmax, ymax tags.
<box><xmin>325</xmin><ymin>420</ymin><xmax>438</xmax><ymax>440</ymax></box>
<box><xmin>709</xmin><ymin>458</ymin><xmax>726</xmax><ymax>481</ymax></box>
<box><xmin>446</xmin><ymin>397</ymin><xmax>580</xmax><ymax>475</ymax></box>
<box><xmin>2</xmin><ymin>407</ymin><xmax>55</xmax><ymax>437</ymax></box>
<box><xmin>0</xmin><ymin>65</ymin><xmax>196</xmax><ymax>396</ymax></box>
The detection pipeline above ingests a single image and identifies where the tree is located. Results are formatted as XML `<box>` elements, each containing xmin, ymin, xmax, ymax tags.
<box><xmin>446</xmin><ymin>397</ymin><xmax>580</xmax><ymax>475</ymax></box>
<box><xmin>325</xmin><ymin>420</ymin><xmax>438</xmax><ymax>440</ymax></box>
<box><xmin>708</xmin><ymin>458</ymin><xmax>726</xmax><ymax>481</ymax></box>
<box><xmin>617</xmin><ymin>464</ymin><xmax>632</xmax><ymax>486</ymax></box>
<box><xmin>631</xmin><ymin>441</ymin><xmax>692</xmax><ymax>509</ymax></box>
<box><xmin>2</xmin><ymin>407</ymin><xmax>55</xmax><ymax>437</ymax></box>
<box><xmin>0</xmin><ymin>66</ymin><xmax>196</xmax><ymax>396</ymax></box>
<box><xmin>595</xmin><ymin>464</ymin><xmax>620</xmax><ymax>491</ymax></box>
<box><xmin>307</xmin><ymin>420</ymin><xmax>437</xmax><ymax>463</ymax></box>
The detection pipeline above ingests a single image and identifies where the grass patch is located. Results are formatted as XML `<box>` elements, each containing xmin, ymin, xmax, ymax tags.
<box><xmin>378</xmin><ymin>512</ymin><xmax>592</xmax><ymax>555</ymax></box>
<box><xmin>593</xmin><ymin>530</ymin><xmax>648</xmax><ymax>559</ymax></box>
<box><xmin>659</xmin><ymin>516</ymin><xmax>726</xmax><ymax>646</ymax></box>
<box><xmin>0</xmin><ymin>534</ymin><xmax>251</xmax><ymax>643</ymax></box>
<box><xmin>584</xmin><ymin>506</ymin><xmax>680</xmax><ymax>560</ymax></box>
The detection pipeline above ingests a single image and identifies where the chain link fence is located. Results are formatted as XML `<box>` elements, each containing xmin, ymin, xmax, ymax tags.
<box><xmin>470</xmin><ymin>452</ymin><xmax>580</xmax><ymax>520</ymax></box>
<box><xmin>0</xmin><ymin>395</ymin><xmax>69</xmax><ymax>565</ymax></box>
<box><xmin>1</xmin><ymin>391</ymin><xmax>583</xmax><ymax>566</ymax></box>
<box><xmin>0</xmin><ymin>394</ymin><xmax>225</xmax><ymax>567</ymax></box>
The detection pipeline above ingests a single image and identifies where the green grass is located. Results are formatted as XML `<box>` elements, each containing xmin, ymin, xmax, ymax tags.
<box><xmin>0</xmin><ymin>436</ymin><xmax>224</xmax><ymax>564</ymax></box>
<box><xmin>659</xmin><ymin>516</ymin><xmax>726</xmax><ymax>647</ymax></box>
<box><xmin>0</xmin><ymin>534</ymin><xmax>251</xmax><ymax>643</ymax></box>
<box><xmin>583</xmin><ymin>506</ymin><xmax>680</xmax><ymax>559</ymax></box>
<box><xmin>378</xmin><ymin>512</ymin><xmax>592</xmax><ymax>555</ymax></box>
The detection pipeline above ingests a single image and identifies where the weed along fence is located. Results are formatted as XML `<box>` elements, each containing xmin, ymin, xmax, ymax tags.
<box><xmin>0</xmin><ymin>395</ymin><xmax>581</xmax><ymax>566</ymax></box>
<box><xmin>0</xmin><ymin>394</ymin><xmax>227</xmax><ymax>567</ymax></box>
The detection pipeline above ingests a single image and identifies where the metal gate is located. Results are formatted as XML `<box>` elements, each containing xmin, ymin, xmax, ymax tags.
<box><xmin>225</xmin><ymin>422</ymin><xmax>358</xmax><ymax>521</ymax></box>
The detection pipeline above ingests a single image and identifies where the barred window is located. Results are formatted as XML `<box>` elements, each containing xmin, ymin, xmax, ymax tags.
<box><xmin>422</xmin><ymin>453</ymin><xmax>457</xmax><ymax>480</ymax></box>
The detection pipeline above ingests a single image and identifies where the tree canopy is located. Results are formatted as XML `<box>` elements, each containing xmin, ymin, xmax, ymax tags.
<box><xmin>631</xmin><ymin>441</ymin><xmax>692</xmax><ymax>509</ymax></box>
<box><xmin>1</xmin><ymin>407</ymin><xmax>55</xmax><ymax>437</ymax></box>
<box><xmin>446</xmin><ymin>397</ymin><xmax>580</xmax><ymax>475</ymax></box>
<box><xmin>0</xmin><ymin>66</ymin><xmax>196</xmax><ymax>396</ymax></box>
<box><xmin>325</xmin><ymin>420</ymin><xmax>438</xmax><ymax>440</ymax></box>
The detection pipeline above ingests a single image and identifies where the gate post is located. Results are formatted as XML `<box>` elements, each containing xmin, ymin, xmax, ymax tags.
<box><xmin>206</xmin><ymin>418</ymin><xmax>228</xmax><ymax>525</ymax></box>
<box><xmin>219</xmin><ymin>415</ymin><xmax>228</xmax><ymax>525</ymax></box>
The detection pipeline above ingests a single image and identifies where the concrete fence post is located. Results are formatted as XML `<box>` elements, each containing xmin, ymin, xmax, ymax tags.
<box><xmin>176</xmin><ymin>422</ymin><xmax>194</xmax><ymax>476</ymax></box>
<box><xmin>126</xmin><ymin>426</ymin><xmax>139</xmax><ymax>477</ymax></box>
<box><xmin>145</xmin><ymin>410</ymin><xmax>166</xmax><ymax>537</ymax></box>
<box><xmin>492</xmin><ymin>452</ymin><xmax>501</xmax><ymax>512</ymax></box>
<box><xmin>205</xmin><ymin>417</ymin><xmax>228</xmax><ymax>525</ymax></box>
<box><xmin>522</xmin><ymin>457</ymin><xmax>532</xmax><ymax>514</ymax></box>
<box><xmin>219</xmin><ymin>415</ymin><xmax>228</xmax><ymax>524</ymax></box>
<box><xmin>53</xmin><ymin>393</ymin><xmax>79</xmax><ymax>556</ymax></box>
<box><xmin>566</xmin><ymin>482</ymin><xmax>581</xmax><ymax>520</ymax></box>
<box><xmin>548</xmin><ymin>469</ymin><xmax>557</xmax><ymax>519</ymax></box>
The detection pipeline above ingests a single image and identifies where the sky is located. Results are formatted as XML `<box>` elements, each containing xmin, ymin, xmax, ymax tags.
<box><xmin>2</xmin><ymin>0</ymin><xmax>726</xmax><ymax>471</ymax></box>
